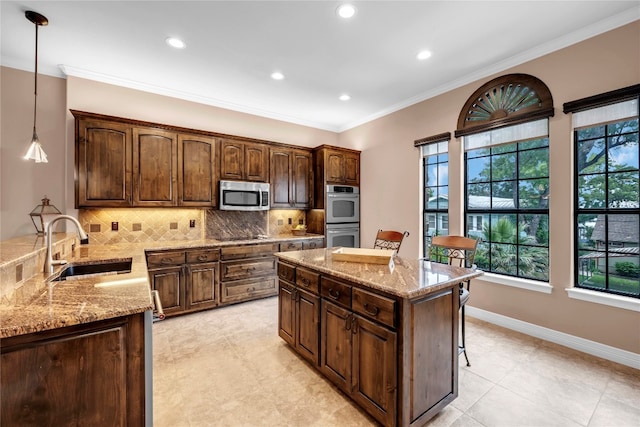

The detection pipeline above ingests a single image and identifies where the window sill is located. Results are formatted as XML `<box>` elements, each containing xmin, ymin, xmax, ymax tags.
<box><xmin>475</xmin><ymin>272</ymin><xmax>553</xmax><ymax>294</ymax></box>
<box><xmin>566</xmin><ymin>288</ymin><xmax>640</xmax><ymax>312</ymax></box>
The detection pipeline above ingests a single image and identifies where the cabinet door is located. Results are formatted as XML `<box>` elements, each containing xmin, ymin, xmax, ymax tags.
<box><xmin>326</xmin><ymin>150</ymin><xmax>345</xmax><ymax>184</ymax></box>
<box><xmin>186</xmin><ymin>262</ymin><xmax>218</xmax><ymax>311</ymax></box>
<box><xmin>0</xmin><ymin>315</ymin><xmax>145</xmax><ymax>426</ymax></box>
<box><xmin>149</xmin><ymin>266</ymin><xmax>184</xmax><ymax>316</ymax></box>
<box><xmin>344</xmin><ymin>152</ymin><xmax>360</xmax><ymax>185</ymax></box>
<box><xmin>244</xmin><ymin>142</ymin><xmax>269</xmax><ymax>182</ymax></box>
<box><xmin>320</xmin><ymin>299</ymin><xmax>352</xmax><ymax>392</ymax></box>
<box><xmin>133</xmin><ymin>127</ymin><xmax>178</xmax><ymax>206</ymax></box>
<box><xmin>296</xmin><ymin>288</ymin><xmax>320</xmax><ymax>365</ymax></box>
<box><xmin>278</xmin><ymin>282</ymin><xmax>296</xmax><ymax>346</ymax></box>
<box><xmin>351</xmin><ymin>315</ymin><xmax>397</xmax><ymax>426</ymax></box>
<box><xmin>76</xmin><ymin>119</ymin><xmax>132</xmax><ymax>207</ymax></box>
<box><xmin>270</xmin><ymin>149</ymin><xmax>293</xmax><ymax>208</ymax></box>
<box><xmin>178</xmin><ymin>134</ymin><xmax>217</xmax><ymax>207</ymax></box>
<box><xmin>220</xmin><ymin>139</ymin><xmax>244</xmax><ymax>181</ymax></box>
<box><xmin>292</xmin><ymin>150</ymin><xmax>312</xmax><ymax>207</ymax></box>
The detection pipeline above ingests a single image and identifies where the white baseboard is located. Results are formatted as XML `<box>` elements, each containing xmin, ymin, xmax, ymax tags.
<box><xmin>466</xmin><ymin>306</ymin><xmax>640</xmax><ymax>370</ymax></box>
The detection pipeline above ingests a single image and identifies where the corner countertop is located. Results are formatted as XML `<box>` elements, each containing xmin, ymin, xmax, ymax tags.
<box><xmin>0</xmin><ymin>233</ymin><xmax>324</xmax><ymax>339</ymax></box>
<box><xmin>274</xmin><ymin>248</ymin><xmax>483</xmax><ymax>300</ymax></box>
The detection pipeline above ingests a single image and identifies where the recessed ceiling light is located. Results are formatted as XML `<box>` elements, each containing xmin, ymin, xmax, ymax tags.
<box><xmin>339</xmin><ymin>94</ymin><xmax>351</xmax><ymax>101</ymax></box>
<box><xmin>271</xmin><ymin>72</ymin><xmax>284</xmax><ymax>80</ymax></box>
<box><xmin>166</xmin><ymin>37</ymin><xmax>186</xmax><ymax>49</ymax></box>
<box><xmin>417</xmin><ymin>50</ymin><xmax>432</xmax><ymax>60</ymax></box>
<box><xmin>337</xmin><ymin>4</ymin><xmax>356</xmax><ymax>19</ymax></box>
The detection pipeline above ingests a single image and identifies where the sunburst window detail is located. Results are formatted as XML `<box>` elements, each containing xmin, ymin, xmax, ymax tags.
<box><xmin>456</xmin><ymin>74</ymin><xmax>554</xmax><ymax>137</ymax></box>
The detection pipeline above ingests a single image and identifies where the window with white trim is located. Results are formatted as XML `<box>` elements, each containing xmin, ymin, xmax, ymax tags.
<box><xmin>417</xmin><ymin>135</ymin><xmax>449</xmax><ymax>256</ymax></box>
<box><xmin>568</xmin><ymin>90</ymin><xmax>640</xmax><ymax>299</ymax></box>
<box><xmin>464</xmin><ymin>120</ymin><xmax>550</xmax><ymax>280</ymax></box>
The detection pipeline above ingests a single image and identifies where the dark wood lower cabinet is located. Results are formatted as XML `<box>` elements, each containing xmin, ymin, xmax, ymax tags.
<box><xmin>277</xmin><ymin>259</ymin><xmax>459</xmax><ymax>427</ymax></box>
<box><xmin>0</xmin><ymin>313</ymin><xmax>146</xmax><ymax>426</ymax></box>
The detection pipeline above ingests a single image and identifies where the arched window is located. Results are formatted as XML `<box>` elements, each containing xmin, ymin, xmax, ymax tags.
<box><xmin>457</xmin><ymin>74</ymin><xmax>554</xmax><ymax>281</ymax></box>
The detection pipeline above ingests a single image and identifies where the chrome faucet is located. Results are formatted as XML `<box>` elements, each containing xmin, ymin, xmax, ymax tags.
<box><xmin>44</xmin><ymin>215</ymin><xmax>89</xmax><ymax>274</ymax></box>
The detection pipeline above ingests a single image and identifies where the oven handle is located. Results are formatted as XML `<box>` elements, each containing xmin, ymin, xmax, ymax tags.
<box><xmin>327</xmin><ymin>193</ymin><xmax>359</xmax><ymax>199</ymax></box>
<box><xmin>327</xmin><ymin>229</ymin><xmax>359</xmax><ymax>234</ymax></box>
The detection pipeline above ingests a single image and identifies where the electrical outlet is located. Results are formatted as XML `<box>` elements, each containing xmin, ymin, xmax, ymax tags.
<box><xmin>288</xmin><ymin>218</ymin><xmax>292</xmax><ymax>225</ymax></box>
<box><xmin>111</xmin><ymin>222</ymin><xmax>118</xmax><ymax>231</ymax></box>
<box><xmin>298</xmin><ymin>219</ymin><xmax>304</xmax><ymax>225</ymax></box>
<box><xmin>190</xmin><ymin>219</ymin><xmax>196</xmax><ymax>228</ymax></box>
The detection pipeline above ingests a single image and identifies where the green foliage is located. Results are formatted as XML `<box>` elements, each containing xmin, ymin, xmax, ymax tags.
<box><xmin>614</xmin><ymin>261</ymin><xmax>640</xmax><ymax>278</ymax></box>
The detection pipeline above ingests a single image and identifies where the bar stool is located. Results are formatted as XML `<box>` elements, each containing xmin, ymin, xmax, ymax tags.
<box><xmin>428</xmin><ymin>235</ymin><xmax>479</xmax><ymax>367</ymax></box>
<box><xmin>373</xmin><ymin>230</ymin><xmax>410</xmax><ymax>254</ymax></box>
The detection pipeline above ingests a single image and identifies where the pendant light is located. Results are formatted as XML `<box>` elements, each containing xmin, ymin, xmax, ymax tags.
<box><xmin>23</xmin><ymin>10</ymin><xmax>49</xmax><ymax>163</ymax></box>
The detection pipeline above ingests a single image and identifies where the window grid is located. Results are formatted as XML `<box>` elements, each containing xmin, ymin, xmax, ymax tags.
<box><xmin>465</xmin><ymin>138</ymin><xmax>550</xmax><ymax>281</ymax></box>
<box><xmin>423</xmin><ymin>153</ymin><xmax>449</xmax><ymax>255</ymax></box>
<box><xmin>574</xmin><ymin>116</ymin><xmax>640</xmax><ymax>298</ymax></box>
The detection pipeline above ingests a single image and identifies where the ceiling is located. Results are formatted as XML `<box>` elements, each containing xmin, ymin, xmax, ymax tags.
<box><xmin>2</xmin><ymin>1</ymin><xmax>638</xmax><ymax>132</ymax></box>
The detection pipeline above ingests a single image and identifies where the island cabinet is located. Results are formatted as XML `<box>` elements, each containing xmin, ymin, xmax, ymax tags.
<box><xmin>146</xmin><ymin>248</ymin><xmax>220</xmax><ymax>317</ymax></box>
<box><xmin>277</xmin><ymin>262</ymin><xmax>321</xmax><ymax>365</ymax></box>
<box><xmin>275</xmin><ymin>253</ymin><xmax>466</xmax><ymax>427</ymax></box>
<box><xmin>219</xmin><ymin>243</ymin><xmax>279</xmax><ymax>304</ymax></box>
<box><xmin>270</xmin><ymin>147</ymin><xmax>313</xmax><ymax>209</ymax></box>
<box><xmin>1</xmin><ymin>313</ymin><xmax>146</xmax><ymax>426</ymax></box>
<box><xmin>220</xmin><ymin>138</ymin><xmax>269</xmax><ymax>182</ymax></box>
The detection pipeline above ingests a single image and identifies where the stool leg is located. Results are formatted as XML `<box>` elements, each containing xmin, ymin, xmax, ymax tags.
<box><xmin>461</xmin><ymin>304</ymin><xmax>470</xmax><ymax>367</ymax></box>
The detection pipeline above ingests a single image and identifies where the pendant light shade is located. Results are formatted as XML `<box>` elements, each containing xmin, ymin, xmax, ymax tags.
<box><xmin>23</xmin><ymin>10</ymin><xmax>49</xmax><ymax>163</ymax></box>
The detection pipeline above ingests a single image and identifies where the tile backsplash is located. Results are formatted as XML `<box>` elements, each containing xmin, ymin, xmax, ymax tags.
<box><xmin>79</xmin><ymin>208</ymin><xmax>309</xmax><ymax>244</ymax></box>
<box><xmin>79</xmin><ymin>209</ymin><xmax>204</xmax><ymax>244</ymax></box>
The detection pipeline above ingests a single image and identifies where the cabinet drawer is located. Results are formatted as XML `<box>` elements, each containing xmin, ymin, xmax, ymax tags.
<box><xmin>296</xmin><ymin>267</ymin><xmax>319</xmax><ymax>295</ymax></box>
<box><xmin>186</xmin><ymin>249</ymin><xmax>220</xmax><ymax>263</ymax></box>
<box><xmin>220</xmin><ymin>257</ymin><xmax>276</xmax><ymax>281</ymax></box>
<box><xmin>220</xmin><ymin>277</ymin><xmax>277</xmax><ymax>304</ymax></box>
<box><xmin>277</xmin><ymin>261</ymin><xmax>296</xmax><ymax>283</ymax></box>
<box><xmin>303</xmin><ymin>239</ymin><xmax>324</xmax><ymax>250</ymax></box>
<box><xmin>320</xmin><ymin>276</ymin><xmax>351</xmax><ymax>308</ymax></box>
<box><xmin>280</xmin><ymin>241</ymin><xmax>303</xmax><ymax>252</ymax></box>
<box><xmin>146</xmin><ymin>251</ymin><xmax>186</xmax><ymax>267</ymax></box>
<box><xmin>221</xmin><ymin>243</ymin><xmax>280</xmax><ymax>260</ymax></box>
<box><xmin>352</xmin><ymin>288</ymin><xmax>396</xmax><ymax>329</ymax></box>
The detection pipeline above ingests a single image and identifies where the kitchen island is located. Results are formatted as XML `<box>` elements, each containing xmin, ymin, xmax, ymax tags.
<box><xmin>274</xmin><ymin>248</ymin><xmax>483</xmax><ymax>427</ymax></box>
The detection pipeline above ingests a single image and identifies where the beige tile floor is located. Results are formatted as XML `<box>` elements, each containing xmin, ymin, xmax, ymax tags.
<box><xmin>152</xmin><ymin>297</ymin><xmax>640</xmax><ymax>427</ymax></box>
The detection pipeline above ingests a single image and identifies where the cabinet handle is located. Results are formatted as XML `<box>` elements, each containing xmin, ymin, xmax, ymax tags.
<box><xmin>197</xmin><ymin>255</ymin><xmax>208</xmax><ymax>261</ymax></box>
<box><xmin>291</xmin><ymin>289</ymin><xmax>297</xmax><ymax>301</ymax></box>
<box><xmin>300</xmin><ymin>277</ymin><xmax>309</xmax><ymax>286</ymax></box>
<box><xmin>161</xmin><ymin>257</ymin><xmax>173</xmax><ymax>265</ymax></box>
<box><xmin>363</xmin><ymin>303</ymin><xmax>380</xmax><ymax>316</ymax></box>
<box><xmin>351</xmin><ymin>316</ymin><xmax>358</xmax><ymax>334</ymax></box>
<box><xmin>328</xmin><ymin>288</ymin><xmax>340</xmax><ymax>299</ymax></box>
<box><xmin>345</xmin><ymin>314</ymin><xmax>352</xmax><ymax>331</ymax></box>
<box><xmin>247</xmin><ymin>287</ymin><xmax>256</xmax><ymax>293</ymax></box>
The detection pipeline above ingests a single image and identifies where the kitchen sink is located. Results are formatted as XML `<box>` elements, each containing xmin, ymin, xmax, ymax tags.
<box><xmin>51</xmin><ymin>258</ymin><xmax>133</xmax><ymax>281</ymax></box>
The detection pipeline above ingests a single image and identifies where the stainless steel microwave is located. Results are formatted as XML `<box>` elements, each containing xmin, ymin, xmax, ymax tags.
<box><xmin>219</xmin><ymin>180</ymin><xmax>270</xmax><ymax>211</ymax></box>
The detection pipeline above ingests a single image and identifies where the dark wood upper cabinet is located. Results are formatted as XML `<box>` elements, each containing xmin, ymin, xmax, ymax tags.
<box><xmin>313</xmin><ymin>145</ymin><xmax>361</xmax><ymax>209</ymax></box>
<box><xmin>270</xmin><ymin>147</ymin><xmax>312</xmax><ymax>209</ymax></box>
<box><xmin>178</xmin><ymin>134</ymin><xmax>218</xmax><ymax>207</ymax></box>
<box><xmin>220</xmin><ymin>139</ymin><xmax>269</xmax><ymax>182</ymax></box>
<box><xmin>76</xmin><ymin>119</ymin><xmax>133</xmax><ymax>207</ymax></box>
<box><xmin>133</xmin><ymin>127</ymin><xmax>178</xmax><ymax>207</ymax></box>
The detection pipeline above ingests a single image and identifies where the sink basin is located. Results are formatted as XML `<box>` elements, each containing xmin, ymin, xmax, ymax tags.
<box><xmin>51</xmin><ymin>258</ymin><xmax>133</xmax><ymax>281</ymax></box>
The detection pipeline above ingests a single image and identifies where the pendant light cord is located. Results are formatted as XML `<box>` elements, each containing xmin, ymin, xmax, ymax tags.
<box><xmin>33</xmin><ymin>20</ymin><xmax>39</xmax><ymax>136</ymax></box>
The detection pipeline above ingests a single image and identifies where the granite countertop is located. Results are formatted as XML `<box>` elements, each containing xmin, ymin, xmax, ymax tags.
<box><xmin>274</xmin><ymin>248</ymin><xmax>483</xmax><ymax>300</ymax></box>
<box><xmin>0</xmin><ymin>233</ymin><xmax>324</xmax><ymax>339</ymax></box>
